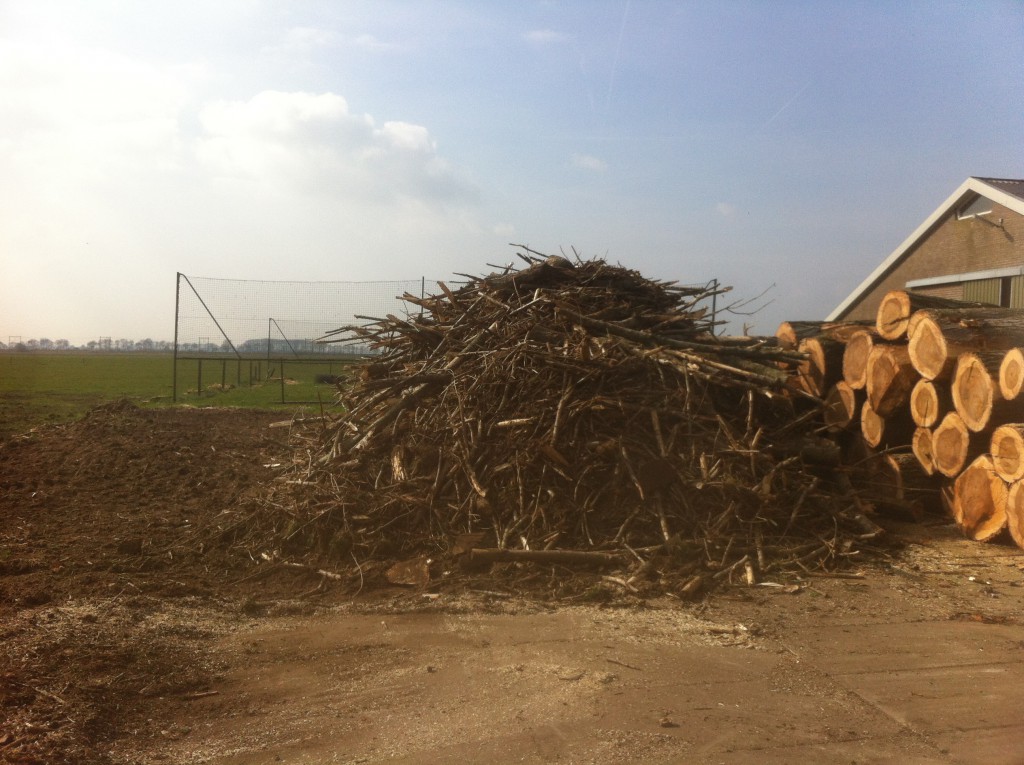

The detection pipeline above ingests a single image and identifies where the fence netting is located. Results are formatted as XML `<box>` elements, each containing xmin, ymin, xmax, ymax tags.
<box><xmin>175</xmin><ymin>274</ymin><xmax>425</xmax><ymax>357</ymax></box>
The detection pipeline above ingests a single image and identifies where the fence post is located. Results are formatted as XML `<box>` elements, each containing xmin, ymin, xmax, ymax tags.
<box><xmin>711</xmin><ymin>278</ymin><xmax>719</xmax><ymax>336</ymax></box>
<box><xmin>173</xmin><ymin>273</ymin><xmax>181</xmax><ymax>402</ymax></box>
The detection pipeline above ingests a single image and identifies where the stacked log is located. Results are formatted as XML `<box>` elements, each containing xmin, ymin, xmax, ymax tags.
<box><xmin>909</xmin><ymin>379</ymin><xmax>949</xmax><ymax>428</ymax></box>
<box><xmin>1006</xmin><ymin>481</ymin><xmax>1024</xmax><ymax>548</ymax></box>
<box><xmin>991</xmin><ymin>424</ymin><xmax>1024</xmax><ymax>482</ymax></box>
<box><xmin>874</xmin><ymin>290</ymin><xmax>986</xmax><ymax>341</ymax></box>
<box><xmin>932</xmin><ymin>412</ymin><xmax>978</xmax><ymax>478</ymax></box>
<box><xmin>907</xmin><ymin>307</ymin><xmax>1024</xmax><ymax>381</ymax></box>
<box><xmin>953</xmin><ymin>455</ymin><xmax>1008</xmax><ymax>542</ymax></box>
<box><xmin>999</xmin><ymin>348</ymin><xmax>1024</xmax><ymax>399</ymax></box>
<box><xmin>842</xmin><ymin>330</ymin><xmax>876</xmax><ymax>390</ymax></box>
<box><xmin>822</xmin><ymin>381</ymin><xmax>860</xmax><ymax>432</ymax></box>
<box><xmin>952</xmin><ymin>352</ymin><xmax>1014</xmax><ymax>432</ymax></box>
<box><xmin>780</xmin><ymin>288</ymin><xmax>1024</xmax><ymax>548</ymax></box>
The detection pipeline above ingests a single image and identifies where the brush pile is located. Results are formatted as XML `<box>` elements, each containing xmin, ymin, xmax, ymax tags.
<box><xmin>270</xmin><ymin>251</ymin><xmax>882</xmax><ymax>590</ymax></box>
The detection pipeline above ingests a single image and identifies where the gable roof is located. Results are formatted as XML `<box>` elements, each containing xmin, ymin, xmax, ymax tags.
<box><xmin>826</xmin><ymin>177</ymin><xmax>1024</xmax><ymax>321</ymax></box>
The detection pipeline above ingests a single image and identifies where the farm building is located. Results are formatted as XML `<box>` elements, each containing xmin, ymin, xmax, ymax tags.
<box><xmin>828</xmin><ymin>176</ymin><xmax>1024</xmax><ymax>322</ymax></box>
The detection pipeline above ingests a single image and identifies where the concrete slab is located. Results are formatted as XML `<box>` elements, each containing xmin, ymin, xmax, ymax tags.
<box><xmin>794</xmin><ymin>620</ymin><xmax>1024</xmax><ymax>674</ymax></box>
<box><xmin>930</xmin><ymin>724</ymin><xmax>1024</xmax><ymax>765</ymax></box>
<box><xmin>836</xmin><ymin>661</ymin><xmax>1024</xmax><ymax>732</ymax></box>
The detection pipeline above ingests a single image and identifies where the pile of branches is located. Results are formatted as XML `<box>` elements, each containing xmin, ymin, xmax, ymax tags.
<box><xmin>268</xmin><ymin>251</ymin><xmax>881</xmax><ymax>591</ymax></box>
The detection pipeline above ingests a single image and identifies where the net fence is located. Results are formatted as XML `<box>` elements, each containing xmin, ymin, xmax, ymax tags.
<box><xmin>172</xmin><ymin>272</ymin><xmax>718</xmax><ymax>403</ymax></box>
<box><xmin>175</xmin><ymin>274</ymin><xmax>426</xmax><ymax>358</ymax></box>
<box><xmin>173</xmin><ymin>273</ymin><xmax>435</xmax><ymax>403</ymax></box>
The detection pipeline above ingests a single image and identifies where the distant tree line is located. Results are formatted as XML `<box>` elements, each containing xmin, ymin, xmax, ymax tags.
<box><xmin>1</xmin><ymin>337</ymin><xmax>374</xmax><ymax>355</ymax></box>
<box><xmin>0</xmin><ymin>338</ymin><xmax>175</xmax><ymax>352</ymax></box>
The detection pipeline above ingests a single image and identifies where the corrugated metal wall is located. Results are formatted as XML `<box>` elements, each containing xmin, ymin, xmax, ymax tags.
<box><xmin>963</xmin><ymin>278</ymin><xmax>1002</xmax><ymax>305</ymax></box>
<box><xmin>1010</xmin><ymin>276</ymin><xmax>1024</xmax><ymax>308</ymax></box>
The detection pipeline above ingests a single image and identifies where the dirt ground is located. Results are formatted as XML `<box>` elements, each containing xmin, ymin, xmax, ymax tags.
<box><xmin>2</xmin><ymin>403</ymin><xmax>1024</xmax><ymax>764</ymax></box>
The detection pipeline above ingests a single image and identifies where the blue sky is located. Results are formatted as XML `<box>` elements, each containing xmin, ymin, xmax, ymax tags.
<box><xmin>2</xmin><ymin>0</ymin><xmax>1022</xmax><ymax>343</ymax></box>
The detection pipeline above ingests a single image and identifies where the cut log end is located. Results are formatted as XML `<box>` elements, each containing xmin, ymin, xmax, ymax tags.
<box><xmin>907</xmin><ymin>315</ymin><xmax>953</xmax><ymax>381</ymax></box>
<box><xmin>952</xmin><ymin>455</ymin><xmax>1008</xmax><ymax>542</ymax></box>
<box><xmin>933</xmin><ymin>412</ymin><xmax>972</xmax><ymax>478</ymax></box>
<box><xmin>796</xmin><ymin>336</ymin><xmax>844</xmax><ymax>397</ymax></box>
<box><xmin>859</xmin><ymin>399</ymin><xmax>884</xmax><ymax>448</ymax></box>
<box><xmin>991</xmin><ymin>424</ymin><xmax>1024</xmax><ymax>483</ymax></box>
<box><xmin>1006</xmin><ymin>481</ymin><xmax>1024</xmax><ymax>550</ymax></box>
<box><xmin>842</xmin><ymin>330</ymin><xmax>875</xmax><ymax>390</ymax></box>
<box><xmin>876</xmin><ymin>291</ymin><xmax>913</xmax><ymax>340</ymax></box>
<box><xmin>912</xmin><ymin>427</ymin><xmax>935</xmax><ymax>476</ymax></box>
<box><xmin>822</xmin><ymin>381</ymin><xmax>859</xmax><ymax>432</ymax></box>
<box><xmin>999</xmin><ymin>348</ymin><xmax>1024</xmax><ymax>401</ymax></box>
<box><xmin>909</xmin><ymin>379</ymin><xmax>943</xmax><ymax>429</ymax></box>
<box><xmin>866</xmin><ymin>344</ymin><xmax>916</xmax><ymax>417</ymax></box>
<box><xmin>952</xmin><ymin>353</ymin><xmax>1001</xmax><ymax>432</ymax></box>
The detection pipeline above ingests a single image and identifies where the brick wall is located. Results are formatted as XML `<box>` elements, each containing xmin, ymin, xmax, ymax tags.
<box><xmin>839</xmin><ymin>203</ymin><xmax>1024</xmax><ymax>322</ymax></box>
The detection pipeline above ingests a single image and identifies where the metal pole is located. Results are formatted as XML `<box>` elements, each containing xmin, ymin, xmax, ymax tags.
<box><xmin>711</xmin><ymin>278</ymin><xmax>719</xmax><ymax>336</ymax></box>
<box><xmin>280</xmin><ymin>360</ymin><xmax>285</xmax><ymax>403</ymax></box>
<box><xmin>172</xmin><ymin>273</ymin><xmax>181</xmax><ymax>402</ymax></box>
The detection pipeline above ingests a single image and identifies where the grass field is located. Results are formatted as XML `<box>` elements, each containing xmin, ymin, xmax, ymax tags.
<box><xmin>0</xmin><ymin>352</ymin><xmax>354</xmax><ymax>438</ymax></box>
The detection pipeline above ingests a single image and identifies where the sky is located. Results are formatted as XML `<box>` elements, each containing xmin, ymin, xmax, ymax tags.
<box><xmin>2</xmin><ymin>0</ymin><xmax>1023</xmax><ymax>344</ymax></box>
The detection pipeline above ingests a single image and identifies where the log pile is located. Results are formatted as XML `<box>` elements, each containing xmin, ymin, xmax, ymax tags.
<box><xmin>795</xmin><ymin>289</ymin><xmax>1024</xmax><ymax>546</ymax></box>
<box><xmin>266</xmin><ymin>252</ymin><xmax>888</xmax><ymax>592</ymax></box>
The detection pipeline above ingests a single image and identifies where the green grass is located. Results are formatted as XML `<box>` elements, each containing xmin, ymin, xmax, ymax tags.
<box><xmin>0</xmin><ymin>352</ymin><xmax>354</xmax><ymax>438</ymax></box>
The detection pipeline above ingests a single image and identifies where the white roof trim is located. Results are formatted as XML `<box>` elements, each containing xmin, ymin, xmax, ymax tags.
<box><xmin>905</xmin><ymin>265</ymin><xmax>1024</xmax><ymax>288</ymax></box>
<box><xmin>826</xmin><ymin>178</ymin><xmax>1024</xmax><ymax>321</ymax></box>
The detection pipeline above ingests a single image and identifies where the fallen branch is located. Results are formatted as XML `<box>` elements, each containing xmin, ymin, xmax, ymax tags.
<box><xmin>465</xmin><ymin>548</ymin><xmax>623</xmax><ymax>568</ymax></box>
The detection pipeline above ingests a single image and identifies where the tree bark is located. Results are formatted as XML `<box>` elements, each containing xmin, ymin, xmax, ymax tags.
<box><xmin>990</xmin><ymin>424</ymin><xmax>1024</xmax><ymax>483</ymax></box>
<box><xmin>775</xmin><ymin>320</ymin><xmax>871</xmax><ymax>350</ymax></box>
<box><xmin>952</xmin><ymin>454</ymin><xmax>1008</xmax><ymax>542</ymax></box>
<box><xmin>875</xmin><ymin>290</ymin><xmax>987</xmax><ymax>341</ymax></box>
<box><xmin>866</xmin><ymin>343</ymin><xmax>918</xmax><ymax>417</ymax></box>
<box><xmin>856</xmin><ymin>452</ymin><xmax>941</xmax><ymax>518</ymax></box>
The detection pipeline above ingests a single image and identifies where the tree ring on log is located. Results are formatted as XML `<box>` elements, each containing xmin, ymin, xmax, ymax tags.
<box><xmin>952</xmin><ymin>455</ymin><xmax>1008</xmax><ymax>542</ymax></box>
<box><xmin>1000</xmin><ymin>348</ymin><xmax>1024</xmax><ymax>401</ymax></box>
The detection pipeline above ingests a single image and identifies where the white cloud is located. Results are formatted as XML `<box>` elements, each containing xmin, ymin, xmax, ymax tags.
<box><xmin>195</xmin><ymin>90</ymin><xmax>476</xmax><ymax>204</ymax></box>
<box><xmin>571</xmin><ymin>153</ymin><xmax>607</xmax><ymax>172</ymax></box>
<box><xmin>715</xmin><ymin>202</ymin><xmax>737</xmax><ymax>217</ymax></box>
<box><xmin>353</xmin><ymin>33</ymin><xmax>400</xmax><ymax>53</ymax></box>
<box><xmin>259</xmin><ymin>26</ymin><xmax>336</xmax><ymax>66</ymax></box>
<box><xmin>493</xmin><ymin>222</ymin><xmax>516</xmax><ymax>237</ymax></box>
<box><xmin>524</xmin><ymin>29</ymin><xmax>569</xmax><ymax>44</ymax></box>
<box><xmin>0</xmin><ymin>35</ymin><xmax>488</xmax><ymax>342</ymax></box>
<box><xmin>379</xmin><ymin>121</ymin><xmax>433</xmax><ymax>152</ymax></box>
<box><xmin>0</xmin><ymin>38</ymin><xmax>196</xmax><ymax>212</ymax></box>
